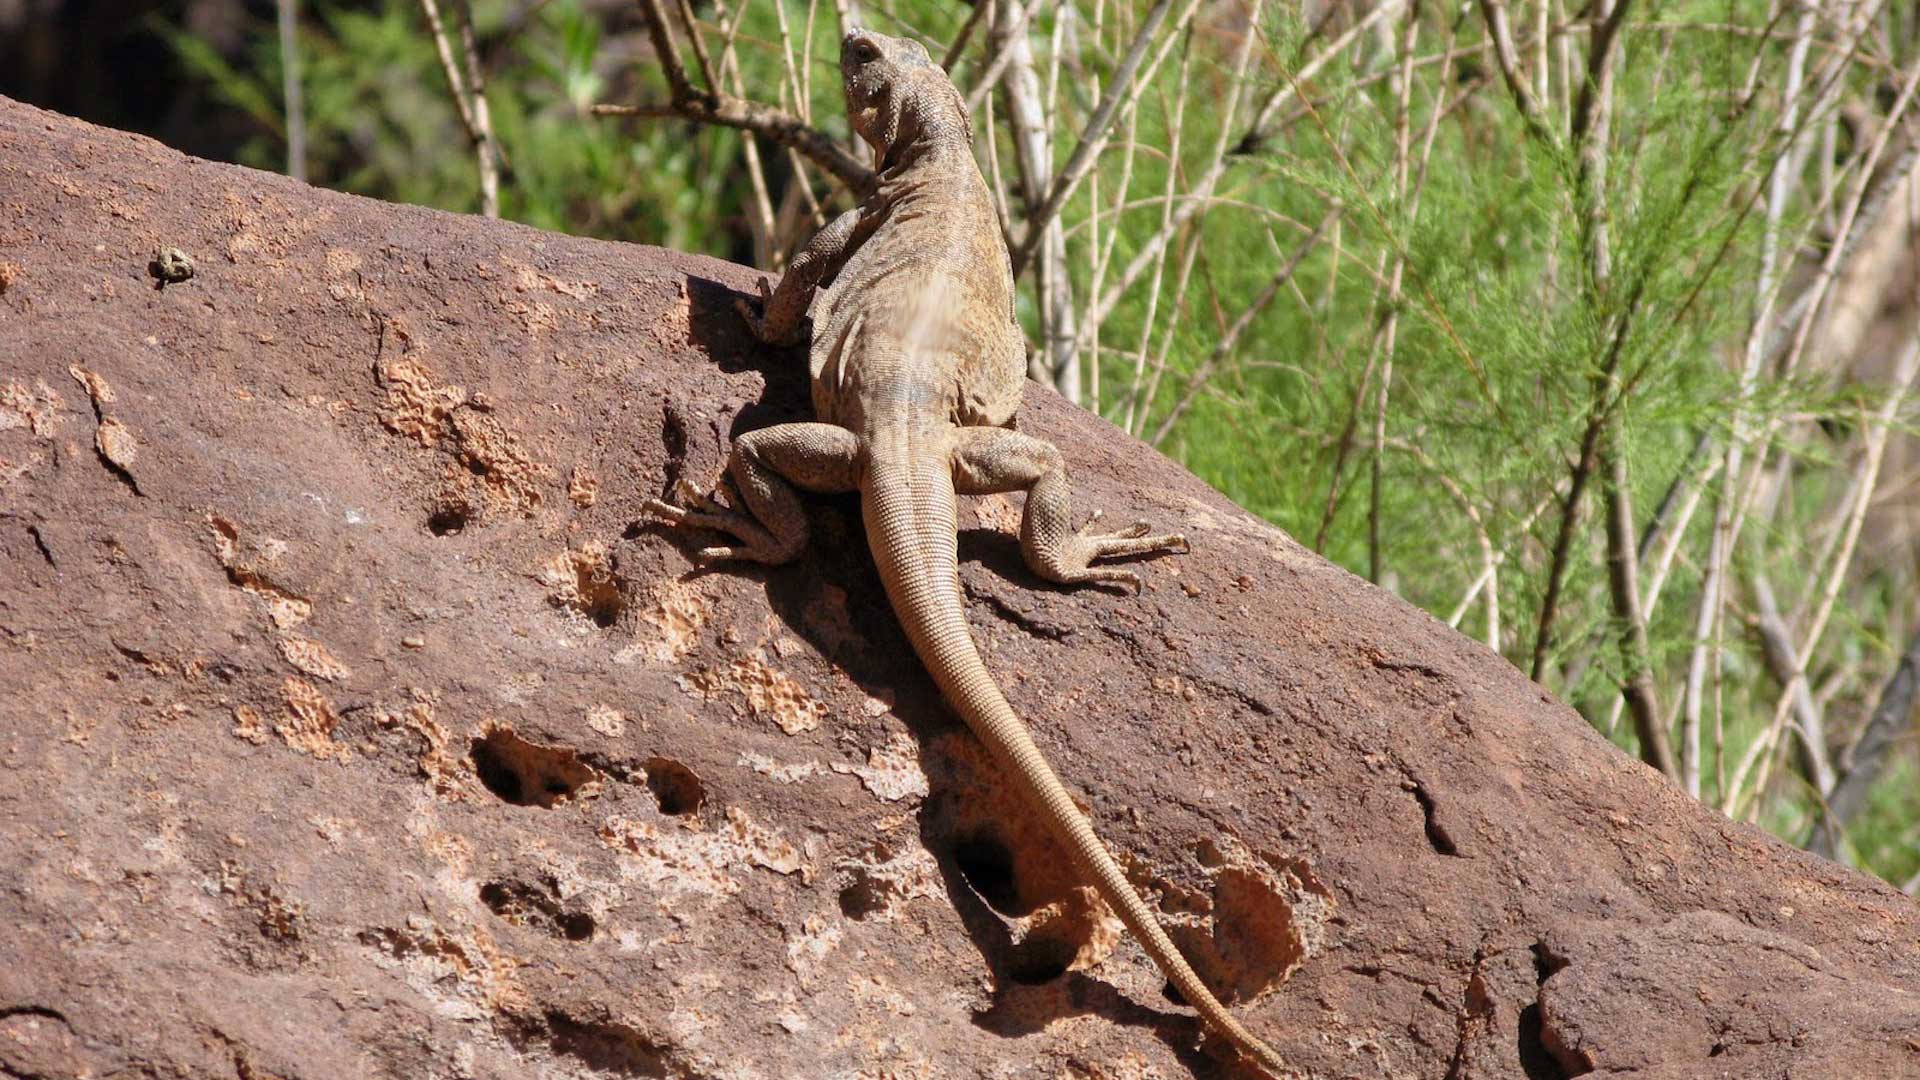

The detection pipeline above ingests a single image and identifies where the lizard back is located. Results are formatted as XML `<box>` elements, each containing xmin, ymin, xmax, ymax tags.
<box><xmin>809</xmin><ymin>48</ymin><xmax>1024</xmax><ymax>434</ymax></box>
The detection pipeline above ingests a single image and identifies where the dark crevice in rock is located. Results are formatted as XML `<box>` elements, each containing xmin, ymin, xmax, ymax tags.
<box><xmin>1409</xmin><ymin>779</ymin><xmax>1461</xmax><ymax>856</ymax></box>
<box><xmin>26</xmin><ymin>524</ymin><xmax>54</xmax><ymax>566</ymax></box>
<box><xmin>1516</xmin><ymin>1002</ymin><xmax>1570</xmax><ymax>1080</ymax></box>
<box><xmin>426</xmin><ymin>500</ymin><xmax>471</xmax><ymax>536</ymax></box>
<box><xmin>545</xmin><ymin>1011</ymin><xmax>675</xmax><ymax>1078</ymax></box>
<box><xmin>1005</xmin><ymin>932</ymin><xmax>1076</xmax><ymax>985</ymax></box>
<box><xmin>94</xmin><ymin>444</ymin><xmax>143</xmax><ymax>497</ymax></box>
<box><xmin>1518</xmin><ymin>941</ymin><xmax>1578</xmax><ymax>1079</ymax></box>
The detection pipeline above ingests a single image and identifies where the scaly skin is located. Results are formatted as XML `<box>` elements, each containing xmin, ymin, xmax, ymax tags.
<box><xmin>646</xmin><ymin>29</ymin><xmax>1293</xmax><ymax>1078</ymax></box>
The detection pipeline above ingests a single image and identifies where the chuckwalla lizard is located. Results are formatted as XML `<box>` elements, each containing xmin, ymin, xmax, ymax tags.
<box><xmin>646</xmin><ymin>27</ymin><xmax>1290</xmax><ymax>1076</ymax></box>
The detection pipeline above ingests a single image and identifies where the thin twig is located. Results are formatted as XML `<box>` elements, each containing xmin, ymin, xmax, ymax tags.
<box><xmin>963</xmin><ymin>0</ymin><xmax>1038</xmax><ymax>117</ymax></box>
<box><xmin>1077</xmin><ymin>0</ymin><xmax>1405</xmax><ymax>350</ymax></box>
<box><xmin>417</xmin><ymin>0</ymin><xmax>500</xmax><ymax>217</ymax></box>
<box><xmin>453</xmin><ymin>0</ymin><xmax>500</xmax><ymax>218</ymax></box>
<box><xmin>1749</xmin><ymin>571</ymin><xmax>1837</xmax><ymax>795</ymax></box>
<box><xmin>602</xmin><ymin>0</ymin><xmax>875</xmax><ymax>197</ymax></box>
<box><xmin>591</xmin><ymin>97</ymin><xmax>873</xmax><ymax>196</ymax></box>
<box><xmin>1727</xmin><ymin>335</ymin><xmax>1920</xmax><ymax>818</ymax></box>
<box><xmin>1811</xmin><ymin>620</ymin><xmax>1920</xmax><ymax>858</ymax></box>
<box><xmin>941</xmin><ymin>0</ymin><xmax>993</xmax><ymax>72</ymax></box>
<box><xmin>277</xmin><ymin>0</ymin><xmax>306</xmax><ymax>182</ymax></box>
<box><xmin>1009</xmin><ymin>0</ymin><xmax>1184</xmax><ymax>276</ymax></box>
<box><xmin>1148</xmin><ymin>210</ymin><xmax>1334</xmax><ymax>446</ymax></box>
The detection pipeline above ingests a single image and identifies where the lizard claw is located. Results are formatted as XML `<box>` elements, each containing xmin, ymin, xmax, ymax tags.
<box><xmin>642</xmin><ymin>479</ymin><xmax>793</xmax><ymax>565</ymax></box>
<box><xmin>1040</xmin><ymin>516</ymin><xmax>1187</xmax><ymax>593</ymax></box>
<box><xmin>733</xmin><ymin>294</ymin><xmax>769</xmax><ymax>342</ymax></box>
<box><xmin>736</xmin><ymin>277</ymin><xmax>807</xmax><ymax>347</ymax></box>
<box><xmin>1080</xmin><ymin>523</ymin><xmax>1187</xmax><ymax>561</ymax></box>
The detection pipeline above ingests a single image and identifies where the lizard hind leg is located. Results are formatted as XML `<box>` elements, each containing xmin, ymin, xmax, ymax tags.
<box><xmin>950</xmin><ymin>426</ymin><xmax>1188</xmax><ymax>591</ymax></box>
<box><xmin>645</xmin><ymin>422</ymin><xmax>861</xmax><ymax>564</ymax></box>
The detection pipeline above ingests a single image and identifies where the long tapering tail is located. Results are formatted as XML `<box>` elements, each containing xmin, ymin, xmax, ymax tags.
<box><xmin>861</xmin><ymin>453</ymin><xmax>1292</xmax><ymax>1077</ymax></box>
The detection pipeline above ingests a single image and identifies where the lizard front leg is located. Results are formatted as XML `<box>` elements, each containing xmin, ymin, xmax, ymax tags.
<box><xmin>646</xmin><ymin>423</ymin><xmax>861</xmax><ymax>564</ymax></box>
<box><xmin>738</xmin><ymin>208</ymin><xmax>865</xmax><ymax>346</ymax></box>
<box><xmin>950</xmin><ymin>426</ymin><xmax>1187</xmax><ymax>590</ymax></box>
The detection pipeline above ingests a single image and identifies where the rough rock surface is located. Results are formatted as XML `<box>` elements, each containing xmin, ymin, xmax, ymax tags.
<box><xmin>2</xmin><ymin>96</ymin><xmax>1917</xmax><ymax>1080</ymax></box>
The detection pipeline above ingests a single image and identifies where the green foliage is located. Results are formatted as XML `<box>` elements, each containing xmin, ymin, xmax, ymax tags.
<box><xmin>164</xmin><ymin>0</ymin><xmax>746</xmax><ymax>250</ymax></box>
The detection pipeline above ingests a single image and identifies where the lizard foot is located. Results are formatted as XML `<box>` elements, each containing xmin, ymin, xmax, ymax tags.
<box><xmin>643</xmin><ymin>478</ymin><xmax>787</xmax><ymax>564</ymax></box>
<box><xmin>1051</xmin><ymin>512</ymin><xmax>1190</xmax><ymax>593</ymax></box>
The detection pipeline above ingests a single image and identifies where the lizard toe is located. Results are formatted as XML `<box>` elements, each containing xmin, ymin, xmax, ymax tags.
<box><xmin>1085</xmin><ymin>529</ymin><xmax>1187</xmax><ymax>561</ymax></box>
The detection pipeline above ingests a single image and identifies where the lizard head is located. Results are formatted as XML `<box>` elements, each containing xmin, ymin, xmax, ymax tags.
<box><xmin>841</xmin><ymin>28</ymin><xmax>967</xmax><ymax>166</ymax></box>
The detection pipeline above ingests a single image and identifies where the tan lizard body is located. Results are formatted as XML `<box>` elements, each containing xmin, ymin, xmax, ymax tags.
<box><xmin>646</xmin><ymin>29</ymin><xmax>1290</xmax><ymax>1076</ymax></box>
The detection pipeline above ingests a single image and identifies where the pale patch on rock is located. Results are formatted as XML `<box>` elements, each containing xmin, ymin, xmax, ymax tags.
<box><xmin>679</xmin><ymin>652</ymin><xmax>828</xmax><ymax>735</ymax></box>
<box><xmin>833</xmin><ymin>843</ymin><xmax>943</xmax><ymax>923</ymax></box>
<box><xmin>598</xmin><ymin>806</ymin><xmax>812</xmax><ymax>901</ymax></box>
<box><xmin>373</xmin><ymin>355</ymin><xmax>465</xmax><ymax>446</ymax></box>
<box><xmin>381</xmin><ymin>695</ymin><xmax>467</xmax><ymax>799</ymax></box>
<box><xmin>569</xmin><ymin>463</ymin><xmax>598</xmax><ymax>508</ymax></box>
<box><xmin>231</xmin><ymin>704</ymin><xmax>269</xmax><ymax>745</ymax></box>
<box><xmin>66</xmin><ymin>365</ymin><xmax>114</xmax><ymax>406</ymax></box>
<box><xmin>278</xmin><ymin>633</ymin><xmax>351</xmax><ymax>681</ymax></box>
<box><xmin>277</xmin><ymin>677</ymin><xmax>347</xmax><ymax>760</ymax></box>
<box><xmin>622</xmin><ymin>579</ymin><xmax>712</xmax><ymax>664</ymax></box>
<box><xmin>0</xmin><ymin>378</ymin><xmax>65</xmax><ymax>436</ymax></box>
<box><xmin>206</xmin><ymin>515</ymin><xmax>311</xmax><ymax>629</ymax></box>
<box><xmin>357</xmin><ymin>916</ymin><xmax>530</xmax><ymax>1019</ymax></box>
<box><xmin>586</xmin><ymin>703</ymin><xmax>627</xmax><ymax>737</ymax></box>
<box><xmin>737</xmin><ymin>751</ymin><xmax>827</xmax><ymax>784</ymax></box>
<box><xmin>784</xmin><ymin>912</ymin><xmax>844</xmax><ymax>985</ymax></box>
<box><xmin>830</xmin><ymin>734</ymin><xmax>928</xmax><ymax>803</ymax></box>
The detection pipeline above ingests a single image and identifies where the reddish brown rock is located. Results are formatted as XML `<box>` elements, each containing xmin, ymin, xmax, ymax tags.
<box><xmin>1</xmin><ymin>96</ymin><xmax>1916</xmax><ymax>1080</ymax></box>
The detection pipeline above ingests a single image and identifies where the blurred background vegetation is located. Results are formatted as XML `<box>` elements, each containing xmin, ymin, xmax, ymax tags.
<box><xmin>5</xmin><ymin>0</ymin><xmax>1916</xmax><ymax>887</ymax></box>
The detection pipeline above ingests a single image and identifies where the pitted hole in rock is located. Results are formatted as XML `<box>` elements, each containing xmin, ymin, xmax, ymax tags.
<box><xmin>470</xmin><ymin>725</ymin><xmax>600</xmax><ymax>808</ymax></box>
<box><xmin>1158</xmin><ymin>850</ymin><xmax>1334</xmax><ymax>1008</ymax></box>
<box><xmin>427</xmin><ymin>500</ymin><xmax>472</xmax><ymax>537</ymax></box>
<box><xmin>928</xmin><ymin>736</ymin><xmax>1118</xmax><ymax>985</ymax></box>
<box><xmin>1006</xmin><ymin>929</ymin><xmax>1077</xmax><ymax>985</ymax></box>
<box><xmin>642</xmin><ymin>756</ymin><xmax>704</xmax><ymax>816</ymax></box>
<box><xmin>953</xmin><ymin>829</ymin><xmax>1023</xmax><ymax>916</ymax></box>
<box><xmin>570</xmin><ymin>554</ymin><xmax>628</xmax><ymax>629</ymax></box>
<box><xmin>839</xmin><ymin>875</ymin><xmax>890</xmax><ymax>921</ymax></box>
<box><xmin>949</xmin><ymin>827</ymin><xmax>1091</xmax><ymax>984</ymax></box>
<box><xmin>479</xmin><ymin>878</ymin><xmax>595</xmax><ymax>942</ymax></box>
<box><xmin>836</xmin><ymin>840</ymin><xmax>935</xmax><ymax>922</ymax></box>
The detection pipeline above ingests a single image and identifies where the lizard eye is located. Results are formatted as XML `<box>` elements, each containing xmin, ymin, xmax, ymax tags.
<box><xmin>851</xmin><ymin>41</ymin><xmax>879</xmax><ymax>64</ymax></box>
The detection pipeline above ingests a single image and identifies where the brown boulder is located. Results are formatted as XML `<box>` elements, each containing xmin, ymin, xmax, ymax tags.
<box><xmin>2</xmin><ymin>96</ymin><xmax>1916</xmax><ymax>1079</ymax></box>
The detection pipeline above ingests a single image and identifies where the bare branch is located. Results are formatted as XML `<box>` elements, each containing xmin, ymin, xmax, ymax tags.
<box><xmin>277</xmin><ymin>0</ymin><xmax>305</xmax><ymax>182</ymax></box>
<box><xmin>1811</xmin><ymin>620</ymin><xmax>1920</xmax><ymax>858</ymax></box>
<box><xmin>417</xmin><ymin>0</ymin><xmax>500</xmax><ymax>217</ymax></box>
<box><xmin>1749</xmin><ymin>572</ymin><xmax>1837</xmax><ymax>796</ymax></box>
<box><xmin>1009</xmin><ymin>0</ymin><xmax>1181</xmax><ymax>277</ymax></box>
<box><xmin>591</xmin><ymin>97</ymin><xmax>874</xmax><ymax>197</ymax></box>
<box><xmin>941</xmin><ymin>0</ymin><xmax>993</xmax><ymax>72</ymax></box>
<box><xmin>1475</xmin><ymin>0</ymin><xmax>1553</xmax><ymax>143</ymax></box>
<box><xmin>1147</xmin><ymin>209</ymin><xmax>1334</xmax><ymax>446</ymax></box>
